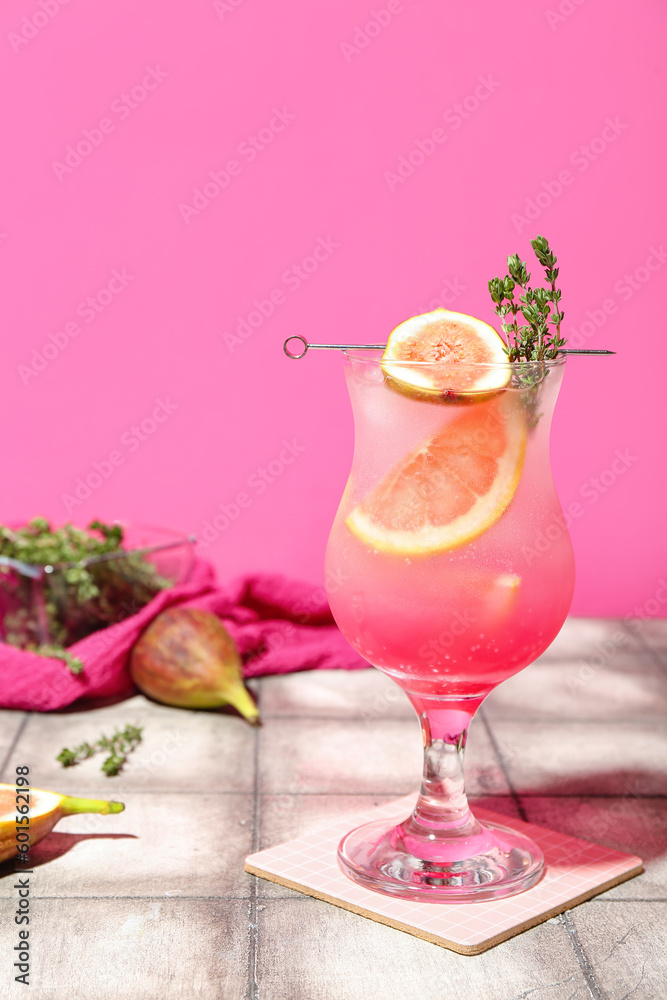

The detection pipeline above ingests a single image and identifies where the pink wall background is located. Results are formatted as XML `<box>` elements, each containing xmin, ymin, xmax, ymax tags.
<box><xmin>0</xmin><ymin>0</ymin><xmax>664</xmax><ymax>618</ymax></box>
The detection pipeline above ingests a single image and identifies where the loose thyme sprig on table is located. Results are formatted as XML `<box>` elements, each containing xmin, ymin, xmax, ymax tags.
<box><xmin>488</xmin><ymin>236</ymin><xmax>566</xmax><ymax>362</ymax></box>
<box><xmin>56</xmin><ymin>724</ymin><xmax>143</xmax><ymax>777</ymax></box>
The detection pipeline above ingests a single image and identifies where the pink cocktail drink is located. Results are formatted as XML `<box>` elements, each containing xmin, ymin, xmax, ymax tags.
<box><xmin>327</xmin><ymin>356</ymin><xmax>574</xmax><ymax>710</ymax></box>
<box><xmin>326</xmin><ymin>352</ymin><xmax>575</xmax><ymax>900</ymax></box>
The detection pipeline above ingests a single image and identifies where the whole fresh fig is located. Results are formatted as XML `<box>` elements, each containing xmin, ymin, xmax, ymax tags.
<box><xmin>130</xmin><ymin>608</ymin><xmax>259</xmax><ymax>724</ymax></box>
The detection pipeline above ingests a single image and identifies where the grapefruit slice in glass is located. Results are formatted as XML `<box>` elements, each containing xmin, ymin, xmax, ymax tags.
<box><xmin>381</xmin><ymin>308</ymin><xmax>510</xmax><ymax>400</ymax></box>
<box><xmin>346</xmin><ymin>393</ymin><xmax>526</xmax><ymax>555</ymax></box>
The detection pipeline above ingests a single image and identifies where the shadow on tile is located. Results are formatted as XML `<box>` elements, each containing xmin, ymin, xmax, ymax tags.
<box><xmin>509</xmin><ymin>767</ymin><xmax>667</xmax><ymax>799</ymax></box>
<box><xmin>514</xmin><ymin>771</ymin><xmax>667</xmax><ymax>901</ymax></box>
<box><xmin>49</xmin><ymin>691</ymin><xmax>256</xmax><ymax>726</ymax></box>
<box><xmin>520</xmin><ymin>794</ymin><xmax>667</xmax><ymax>892</ymax></box>
<box><xmin>0</xmin><ymin>831</ymin><xmax>138</xmax><ymax>879</ymax></box>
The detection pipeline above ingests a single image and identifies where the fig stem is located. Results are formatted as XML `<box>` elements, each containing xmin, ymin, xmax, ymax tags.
<box><xmin>224</xmin><ymin>684</ymin><xmax>261</xmax><ymax>726</ymax></box>
<box><xmin>60</xmin><ymin>796</ymin><xmax>125</xmax><ymax>816</ymax></box>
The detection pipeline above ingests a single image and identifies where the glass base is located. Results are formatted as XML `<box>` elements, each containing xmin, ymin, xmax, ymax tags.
<box><xmin>338</xmin><ymin>815</ymin><xmax>544</xmax><ymax>903</ymax></box>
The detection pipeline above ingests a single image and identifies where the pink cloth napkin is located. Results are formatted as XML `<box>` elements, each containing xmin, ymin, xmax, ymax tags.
<box><xmin>0</xmin><ymin>559</ymin><xmax>366</xmax><ymax>711</ymax></box>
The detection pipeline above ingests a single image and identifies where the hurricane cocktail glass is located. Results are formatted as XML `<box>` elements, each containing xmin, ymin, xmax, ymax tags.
<box><xmin>325</xmin><ymin>353</ymin><xmax>574</xmax><ymax>901</ymax></box>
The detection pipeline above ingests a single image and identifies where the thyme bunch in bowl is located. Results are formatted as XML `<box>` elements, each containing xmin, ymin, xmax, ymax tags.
<box><xmin>0</xmin><ymin>518</ymin><xmax>172</xmax><ymax>672</ymax></box>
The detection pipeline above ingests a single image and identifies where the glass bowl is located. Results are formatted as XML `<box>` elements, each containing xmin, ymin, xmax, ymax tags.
<box><xmin>0</xmin><ymin>523</ymin><xmax>195</xmax><ymax>650</ymax></box>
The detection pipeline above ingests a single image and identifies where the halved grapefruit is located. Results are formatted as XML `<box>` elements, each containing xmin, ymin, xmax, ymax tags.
<box><xmin>346</xmin><ymin>393</ymin><xmax>526</xmax><ymax>555</ymax></box>
<box><xmin>382</xmin><ymin>309</ymin><xmax>510</xmax><ymax>401</ymax></box>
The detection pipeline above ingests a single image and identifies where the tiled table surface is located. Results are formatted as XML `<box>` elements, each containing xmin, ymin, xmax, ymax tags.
<box><xmin>1</xmin><ymin>617</ymin><xmax>665</xmax><ymax>1000</ymax></box>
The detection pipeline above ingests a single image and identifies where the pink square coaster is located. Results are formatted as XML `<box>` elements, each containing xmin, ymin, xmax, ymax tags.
<box><xmin>245</xmin><ymin>794</ymin><xmax>643</xmax><ymax>955</ymax></box>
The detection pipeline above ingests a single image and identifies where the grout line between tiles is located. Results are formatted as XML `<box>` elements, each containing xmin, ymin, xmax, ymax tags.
<box><xmin>263</xmin><ymin>712</ymin><xmax>667</xmax><ymax>726</ymax></box>
<box><xmin>260</xmin><ymin>713</ymin><xmax>414</xmax><ymax>722</ymax></box>
<box><xmin>252</xmin><ymin>790</ymin><xmax>667</xmax><ymax>800</ymax></box>
<box><xmin>0</xmin><ymin>713</ymin><xmax>30</xmax><ymax>779</ymax></box>
<box><xmin>257</xmin><ymin>711</ymin><xmax>667</xmax><ymax>723</ymax></box>
<box><xmin>478</xmin><ymin>707</ymin><xmax>528</xmax><ymax>822</ymax></box>
<box><xmin>0</xmin><ymin>894</ymin><xmax>264</xmax><ymax>901</ymax></box>
<box><xmin>560</xmin><ymin>911</ymin><xmax>605</xmax><ymax>1000</ymax></box>
<box><xmin>593</xmin><ymin>898</ymin><xmax>667</xmax><ymax>903</ymax></box>
<box><xmin>626</xmin><ymin>618</ymin><xmax>667</xmax><ymax>675</ymax></box>
<box><xmin>245</xmin><ymin>688</ymin><xmax>261</xmax><ymax>1000</ymax></box>
<box><xmin>26</xmin><ymin>788</ymin><xmax>256</xmax><ymax>796</ymax></box>
<box><xmin>41</xmin><ymin>787</ymin><xmax>665</xmax><ymax>799</ymax></box>
<box><xmin>1</xmin><ymin>892</ymin><xmax>660</xmax><ymax>903</ymax></box>
<box><xmin>482</xmin><ymin>715</ymin><xmax>667</xmax><ymax>724</ymax></box>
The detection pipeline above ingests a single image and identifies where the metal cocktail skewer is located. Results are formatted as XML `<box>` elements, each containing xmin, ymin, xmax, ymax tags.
<box><xmin>284</xmin><ymin>336</ymin><xmax>385</xmax><ymax>359</ymax></box>
<box><xmin>283</xmin><ymin>335</ymin><xmax>615</xmax><ymax>360</ymax></box>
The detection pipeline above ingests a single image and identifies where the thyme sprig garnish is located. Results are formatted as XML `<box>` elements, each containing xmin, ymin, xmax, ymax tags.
<box><xmin>488</xmin><ymin>236</ymin><xmax>566</xmax><ymax>362</ymax></box>
<box><xmin>56</xmin><ymin>725</ymin><xmax>143</xmax><ymax>776</ymax></box>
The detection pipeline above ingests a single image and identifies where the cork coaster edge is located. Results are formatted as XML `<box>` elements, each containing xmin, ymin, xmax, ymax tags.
<box><xmin>244</xmin><ymin>860</ymin><xmax>645</xmax><ymax>955</ymax></box>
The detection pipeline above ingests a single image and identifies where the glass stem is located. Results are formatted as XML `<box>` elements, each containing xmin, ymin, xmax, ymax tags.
<box><xmin>402</xmin><ymin>695</ymin><xmax>484</xmax><ymax>843</ymax></box>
